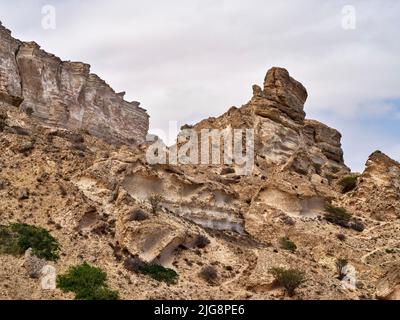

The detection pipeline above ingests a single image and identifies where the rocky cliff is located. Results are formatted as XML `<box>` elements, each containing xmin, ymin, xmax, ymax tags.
<box><xmin>0</xmin><ymin>22</ymin><xmax>149</xmax><ymax>145</ymax></box>
<box><xmin>0</xmin><ymin>23</ymin><xmax>399</xmax><ymax>301</ymax></box>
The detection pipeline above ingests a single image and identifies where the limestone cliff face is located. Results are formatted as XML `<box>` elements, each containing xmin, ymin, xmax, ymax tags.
<box><xmin>0</xmin><ymin>23</ymin><xmax>22</xmax><ymax>106</ymax></box>
<box><xmin>193</xmin><ymin>67</ymin><xmax>348</xmax><ymax>177</ymax></box>
<box><xmin>0</xmin><ymin>22</ymin><xmax>149</xmax><ymax>145</ymax></box>
<box><xmin>341</xmin><ymin>151</ymin><xmax>400</xmax><ymax>220</ymax></box>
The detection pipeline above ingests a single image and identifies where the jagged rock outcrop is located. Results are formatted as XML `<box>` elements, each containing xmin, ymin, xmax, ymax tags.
<box><xmin>258</xmin><ymin>67</ymin><xmax>307</xmax><ymax>122</ymax></box>
<box><xmin>1</xmin><ymin>22</ymin><xmax>399</xmax><ymax>300</ymax></box>
<box><xmin>341</xmin><ymin>151</ymin><xmax>400</xmax><ymax>220</ymax></box>
<box><xmin>376</xmin><ymin>265</ymin><xmax>400</xmax><ymax>300</ymax></box>
<box><xmin>0</xmin><ymin>22</ymin><xmax>149</xmax><ymax>145</ymax></box>
<box><xmin>192</xmin><ymin>67</ymin><xmax>348</xmax><ymax>179</ymax></box>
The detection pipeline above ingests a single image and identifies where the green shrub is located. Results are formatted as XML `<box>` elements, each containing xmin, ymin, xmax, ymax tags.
<box><xmin>313</xmin><ymin>163</ymin><xmax>322</xmax><ymax>174</ymax></box>
<box><xmin>128</xmin><ymin>209</ymin><xmax>149</xmax><ymax>222</ymax></box>
<box><xmin>270</xmin><ymin>267</ymin><xmax>306</xmax><ymax>297</ymax></box>
<box><xmin>335</xmin><ymin>258</ymin><xmax>348</xmax><ymax>280</ymax></box>
<box><xmin>194</xmin><ymin>235</ymin><xmax>210</xmax><ymax>249</ymax></box>
<box><xmin>124</xmin><ymin>256</ymin><xmax>178</xmax><ymax>284</ymax></box>
<box><xmin>148</xmin><ymin>194</ymin><xmax>164</xmax><ymax>214</ymax></box>
<box><xmin>338</xmin><ymin>176</ymin><xmax>357</xmax><ymax>194</ymax></box>
<box><xmin>279</xmin><ymin>237</ymin><xmax>297</xmax><ymax>253</ymax></box>
<box><xmin>25</xmin><ymin>107</ymin><xmax>34</xmax><ymax>117</ymax></box>
<box><xmin>0</xmin><ymin>110</ymin><xmax>7</xmax><ymax>121</ymax></box>
<box><xmin>336</xmin><ymin>233</ymin><xmax>346</xmax><ymax>242</ymax></box>
<box><xmin>57</xmin><ymin>262</ymin><xmax>119</xmax><ymax>300</ymax></box>
<box><xmin>330</xmin><ymin>166</ymin><xmax>340</xmax><ymax>174</ymax></box>
<box><xmin>0</xmin><ymin>223</ymin><xmax>59</xmax><ymax>261</ymax></box>
<box><xmin>140</xmin><ymin>264</ymin><xmax>178</xmax><ymax>284</ymax></box>
<box><xmin>325</xmin><ymin>204</ymin><xmax>352</xmax><ymax>228</ymax></box>
<box><xmin>0</xmin><ymin>110</ymin><xmax>7</xmax><ymax>131</ymax></box>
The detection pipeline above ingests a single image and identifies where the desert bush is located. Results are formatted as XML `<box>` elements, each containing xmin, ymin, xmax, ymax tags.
<box><xmin>335</xmin><ymin>258</ymin><xmax>348</xmax><ymax>280</ymax></box>
<box><xmin>0</xmin><ymin>223</ymin><xmax>59</xmax><ymax>261</ymax></box>
<box><xmin>194</xmin><ymin>235</ymin><xmax>210</xmax><ymax>249</ymax></box>
<box><xmin>0</xmin><ymin>110</ymin><xmax>7</xmax><ymax>121</ymax></box>
<box><xmin>324</xmin><ymin>204</ymin><xmax>352</xmax><ymax>227</ymax></box>
<box><xmin>124</xmin><ymin>255</ymin><xmax>178</xmax><ymax>284</ymax></box>
<box><xmin>313</xmin><ymin>163</ymin><xmax>322</xmax><ymax>174</ymax></box>
<box><xmin>128</xmin><ymin>209</ymin><xmax>149</xmax><ymax>222</ymax></box>
<box><xmin>269</xmin><ymin>267</ymin><xmax>306</xmax><ymax>297</ymax></box>
<box><xmin>330</xmin><ymin>166</ymin><xmax>341</xmax><ymax>174</ymax></box>
<box><xmin>199</xmin><ymin>265</ymin><xmax>218</xmax><ymax>284</ymax></box>
<box><xmin>148</xmin><ymin>194</ymin><xmax>164</xmax><ymax>214</ymax></box>
<box><xmin>336</xmin><ymin>233</ymin><xmax>346</xmax><ymax>242</ymax></box>
<box><xmin>25</xmin><ymin>107</ymin><xmax>34</xmax><ymax>117</ymax></box>
<box><xmin>0</xmin><ymin>110</ymin><xmax>7</xmax><ymax>131</ymax></box>
<box><xmin>338</xmin><ymin>176</ymin><xmax>357</xmax><ymax>194</ymax></box>
<box><xmin>279</xmin><ymin>237</ymin><xmax>297</xmax><ymax>253</ymax></box>
<box><xmin>140</xmin><ymin>264</ymin><xmax>178</xmax><ymax>284</ymax></box>
<box><xmin>57</xmin><ymin>262</ymin><xmax>119</xmax><ymax>300</ymax></box>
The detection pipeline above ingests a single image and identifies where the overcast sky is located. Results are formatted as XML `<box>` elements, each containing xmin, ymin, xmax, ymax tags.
<box><xmin>1</xmin><ymin>0</ymin><xmax>399</xmax><ymax>171</ymax></box>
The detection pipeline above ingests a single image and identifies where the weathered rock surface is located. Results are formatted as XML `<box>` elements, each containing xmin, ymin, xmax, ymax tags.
<box><xmin>0</xmin><ymin>23</ymin><xmax>22</xmax><ymax>106</ymax></box>
<box><xmin>192</xmin><ymin>67</ymin><xmax>348</xmax><ymax>179</ymax></box>
<box><xmin>341</xmin><ymin>151</ymin><xmax>400</xmax><ymax>220</ymax></box>
<box><xmin>1</xmin><ymin>23</ymin><xmax>399</xmax><ymax>300</ymax></box>
<box><xmin>0</xmin><ymin>22</ymin><xmax>149</xmax><ymax>145</ymax></box>
<box><xmin>376</xmin><ymin>265</ymin><xmax>400</xmax><ymax>300</ymax></box>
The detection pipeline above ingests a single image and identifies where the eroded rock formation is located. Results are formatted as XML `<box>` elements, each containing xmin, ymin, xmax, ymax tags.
<box><xmin>341</xmin><ymin>151</ymin><xmax>400</xmax><ymax>220</ymax></box>
<box><xmin>0</xmin><ymin>22</ymin><xmax>149</xmax><ymax>145</ymax></box>
<box><xmin>1</xmin><ymin>22</ymin><xmax>399</xmax><ymax>300</ymax></box>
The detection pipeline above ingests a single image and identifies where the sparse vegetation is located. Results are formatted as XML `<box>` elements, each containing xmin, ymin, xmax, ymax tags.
<box><xmin>199</xmin><ymin>265</ymin><xmax>218</xmax><ymax>284</ymax></box>
<box><xmin>0</xmin><ymin>110</ymin><xmax>7</xmax><ymax>121</ymax></box>
<box><xmin>128</xmin><ymin>209</ymin><xmax>149</xmax><ymax>221</ymax></box>
<box><xmin>313</xmin><ymin>163</ymin><xmax>322</xmax><ymax>174</ymax></box>
<box><xmin>335</xmin><ymin>258</ymin><xmax>348</xmax><ymax>280</ymax></box>
<box><xmin>338</xmin><ymin>176</ymin><xmax>357</xmax><ymax>194</ymax></box>
<box><xmin>194</xmin><ymin>235</ymin><xmax>210</xmax><ymax>249</ymax></box>
<box><xmin>124</xmin><ymin>256</ymin><xmax>178</xmax><ymax>284</ymax></box>
<box><xmin>140</xmin><ymin>264</ymin><xmax>178</xmax><ymax>284</ymax></box>
<box><xmin>279</xmin><ymin>237</ymin><xmax>297</xmax><ymax>253</ymax></box>
<box><xmin>269</xmin><ymin>267</ymin><xmax>306</xmax><ymax>297</ymax></box>
<box><xmin>325</xmin><ymin>204</ymin><xmax>365</xmax><ymax>232</ymax></box>
<box><xmin>25</xmin><ymin>107</ymin><xmax>34</xmax><ymax>117</ymax></box>
<box><xmin>0</xmin><ymin>223</ymin><xmax>60</xmax><ymax>261</ymax></box>
<box><xmin>324</xmin><ymin>204</ymin><xmax>352</xmax><ymax>228</ymax></box>
<box><xmin>294</xmin><ymin>167</ymin><xmax>308</xmax><ymax>176</ymax></box>
<box><xmin>330</xmin><ymin>166</ymin><xmax>340</xmax><ymax>174</ymax></box>
<box><xmin>324</xmin><ymin>173</ymin><xmax>336</xmax><ymax>184</ymax></box>
<box><xmin>148</xmin><ymin>194</ymin><xmax>165</xmax><ymax>214</ymax></box>
<box><xmin>0</xmin><ymin>110</ymin><xmax>7</xmax><ymax>131</ymax></box>
<box><xmin>57</xmin><ymin>262</ymin><xmax>119</xmax><ymax>300</ymax></box>
<box><xmin>336</xmin><ymin>233</ymin><xmax>346</xmax><ymax>242</ymax></box>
